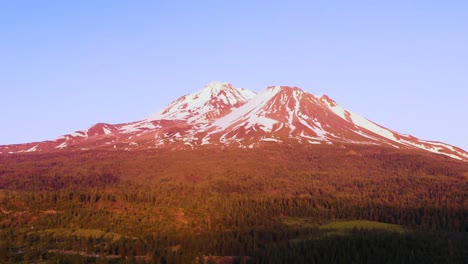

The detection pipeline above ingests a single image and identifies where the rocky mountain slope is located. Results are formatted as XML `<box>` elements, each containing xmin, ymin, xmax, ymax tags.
<box><xmin>1</xmin><ymin>81</ymin><xmax>466</xmax><ymax>161</ymax></box>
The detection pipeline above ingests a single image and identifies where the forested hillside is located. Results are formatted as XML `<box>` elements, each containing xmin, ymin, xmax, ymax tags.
<box><xmin>0</xmin><ymin>144</ymin><xmax>467</xmax><ymax>263</ymax></box>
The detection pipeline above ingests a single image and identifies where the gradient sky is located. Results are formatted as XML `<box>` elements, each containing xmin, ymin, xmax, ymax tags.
<box><xmin>1</xmin><ymin>1</ymin><xmax>467</xmax><ymax>150</ymax></box>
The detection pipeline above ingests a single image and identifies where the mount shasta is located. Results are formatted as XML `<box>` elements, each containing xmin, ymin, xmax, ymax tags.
<box><xmin>1</xmin><ymin>81</ymin><xmax>467</xmax><ymax>162</ymax></box>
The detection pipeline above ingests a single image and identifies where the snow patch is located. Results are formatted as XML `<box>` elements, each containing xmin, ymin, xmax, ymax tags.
<box><xmin>120</xmin><ymin>124</ymin><xmax>141</xmax><ymax>133</ymax></box>
<box><xmin>260</xmin><ymin>138</ymin><xmax>281</xmax><ymax>142</ymax></box>
<box><xmin>71</xmin><ymin>131</ymin><xmax>87</xmax><ymax>138</ymax></box>
<box><xmin>201</xmin><ymin>136</ymin><xmax>211</xmax><ymax>145</ymax></box>
<box><xmin>55</xmin><ymin>142</ymin><xmax>67</xmax><ymax>149</ymax></box>
<box><xmin>25</xmin><ymin>145</ymin><xmax>38</xmax><ymax>152</ymax></box>
<box><xmin>103</xmin><ymin>127</ymin><xmax>112</xmax><ymax>135</ymax></box>
<box><xmin>348</xmin><ymin>112</ymin><xmax>398</xmax><ymax>141</ymax></box>
<box><xmin>213</xmin><ymin>86</ymin><xmax>282</xmax><ymax>130</ymax></box>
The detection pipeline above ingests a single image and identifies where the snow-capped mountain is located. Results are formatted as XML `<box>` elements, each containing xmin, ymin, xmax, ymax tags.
<box><xmin>1</xmin><ymin>81</ymin><xmax>467</xmax><ymax>162</ymax></box>
<box><xmin>147</xmin><ymin>82</ymin><xmax>256</xmax><ymax>123</ymax></box>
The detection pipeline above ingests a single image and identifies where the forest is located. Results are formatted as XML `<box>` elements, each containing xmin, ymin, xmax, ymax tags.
<box><xmin>0</xmin><ymin>143</ymin><xmax>467</xmax><ymax>263</ymax></box>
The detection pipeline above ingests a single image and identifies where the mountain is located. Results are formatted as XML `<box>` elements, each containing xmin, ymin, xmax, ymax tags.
<box><xmin>1</xmin><ymin>81</ymin><xmax>467</xmax><ymax>161</ymax></box>
<box><xmin>147</xmin><ymin>81</ymin><xmax>256</xmax><ymax>123</ymax></box>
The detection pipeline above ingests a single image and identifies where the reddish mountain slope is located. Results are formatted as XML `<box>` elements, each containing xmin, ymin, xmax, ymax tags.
<box><xmin>147</xmin><ymin>81</ymin><xmax>256</xmax><ymax>123</ymax></box>
<box><xmin>1</xmin><ymin>81</ymin><xmax>466</xmax><ymax>161</ymax></box>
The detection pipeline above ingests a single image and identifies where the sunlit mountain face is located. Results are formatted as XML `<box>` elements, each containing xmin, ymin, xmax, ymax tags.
<box><xmin>2</xmin><ymin>81</ymin><xmax>466</xmax><ymax>162</ymax></box>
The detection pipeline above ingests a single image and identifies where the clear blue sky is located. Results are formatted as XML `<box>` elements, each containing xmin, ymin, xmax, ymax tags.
<box><xmin>1</xmin><ymin>1</ymin><xmax>467</xmax><ymax>150</ymax></box>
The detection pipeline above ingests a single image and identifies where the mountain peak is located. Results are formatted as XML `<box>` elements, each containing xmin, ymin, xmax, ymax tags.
<box><xmin>147</xmin><ymin>82</ymin><xmax>256</xmax><ymax>123</ymax></box>
<box><xmin>265</xmin><ymin>85</ymin><xmax>307</xmax><ymax>97</ymax></box>
<box><xmin>199</xmin><ymin>81</ymin><xmax>243</xmax><ymax>100</ymax></box>
<box><xmin>203</xmin><ymin>81</ymin><xmax>232</xmax><ymax>90</ymax></box>
<box><xmin>202</xmin><ymin>81</ymin><xmax>256</xmax><ymax>99</ymax></box>
<box><xmin>277</xmin><ymin>85</ymin><xmax>302</xmax><ymax>91</ymax></box>
<box><xmin>1</xmin><ymin>82</ymin><xmax>466</xmax><ymax>162</ymax></box>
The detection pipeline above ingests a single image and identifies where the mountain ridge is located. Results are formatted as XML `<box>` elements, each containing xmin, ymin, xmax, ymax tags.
<box><xmin>1</xmin><ymin>81</ymin><xmax>466</xmax><ymax>162</ymax></box>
